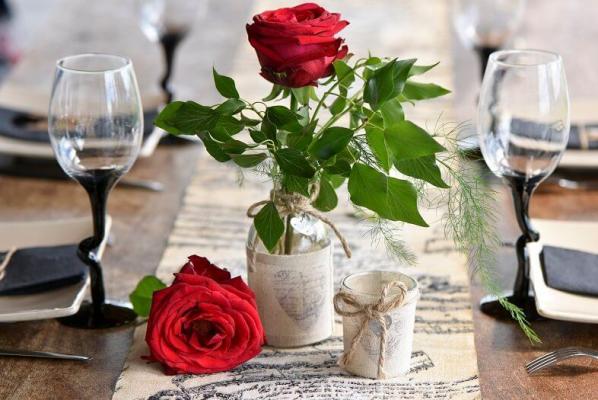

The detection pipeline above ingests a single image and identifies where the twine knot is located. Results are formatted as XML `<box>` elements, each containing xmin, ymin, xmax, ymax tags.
<box><xmin>246</xmin><ymin>187</ymin><xmax>352</xmax><ymax>258</ymax></box>
<box><xmin>334</xmin><ymin>280</ymin><xmax>408</xmax><ymax>379</ymax></box>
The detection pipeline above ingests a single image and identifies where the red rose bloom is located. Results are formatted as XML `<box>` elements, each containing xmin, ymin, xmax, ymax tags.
<box><xmin>145</xmin><ymin>255</ymin><xmax>265</xmax><ymax>375</ymax></box>
<box><xmin>246</xmin><ymin>2</ymin><xmax>349</xmax><ymax>88</ymax></box>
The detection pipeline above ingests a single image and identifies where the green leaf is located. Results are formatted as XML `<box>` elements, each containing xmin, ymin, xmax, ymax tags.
<box><xmin>129</xmin><ymin>275</ymin><xmax>167</xmax><ymax>317</ymax></box>
<box><xmin>385</xmin><ymin>120</ymin><xmax>445</xmax><ymax>161</ymax></box>
<box><xmin>326</xmin><ymin>173</ymin><xmax>346</xmax><ymax>188</ymax></box>
<box><xmin>348</xmin><ymin>163</ymin><xmax>428</xmax><ymax>226</ymax></box>
<box><xmin>287</xmin><ymin>131</ymin><xmax>313</xmax><ymax>150</ymax></box>
<box><xmin>254</xmin><ymin>202</ymin><xmax>284</xmax><ymax>252</ymax></box>
<box><xmin>266</xmin><ymin>106</ymin><xmax>302</xmax><ymax>133</ymax></box>
<box><xmin>231</xmin><ymin>153</ymin><xmax>267</xmax><ymax>167</ymax></box>
<box><xmin>209</xmin><ymin>115</ymin><xmax>244</xmax><ymax>141</ymax></box>
<box><xmin>249</xmin><ymin>128</ymin><xmax>267</xmax><ymax>143</ymax></box>
<box><xmin>402</xmin><ymin>81</ymin><xmax>450</xmax><ymax>100</ymax></box>
<box><xmin>261</xmin><ymin>118</ymin><xmax>277</xmax><ymax>141</ymax></box>
<box><xmin>215</xmin><ymin>98</ymin><xmax>245</xmax><ymax>115</ymax></box>
<box><xmin>213</xmin><ymin>68</ymin><xmax>239</xmax><ymax>98</ymax></box>
<box><xmin>365</xmin><ymin>125</ymin><xmax>392</xmax><ymax>172</ymax></box>
<box><xmin>154</xmin><ymin>101</ymin><xmax>184</xmax><ymax>134</ymax></box>
<box><xmin>221</xmin><ymin>139</ymin><xmax>249</xmax><ymax>154</ymax></box>
<box><xmin>313</xmin><ymin>178</ymin><xmax>338</xmax><ymax>212</ymax></box>
<box><xmin>333</xmin><ymin>60</ymin><xmax>355</xmax><ymax>88</ymax></box>
<box><xmin>330</xmin><ymin>94</ymin><xmax>346</xmax><ymax>116</ymax></box>
<box><xmin>364</xmin><ymin>58</ymin><xmax>416</xmax><ymax>110</ymax></box>
<box><xmin>395</xmin><ymin>155</ymin><xmax>449</xmax><ymax>188</ymax></box>
<box><xmin>282</xmin><ymin>175</ymin><xmax>310</xmax><ymax>197</ymax></box>
<box><xmin>379</xmin><ymin>98</ymin><xmax>404</xmax><ymax>127</ymax></box>
<box><xmin>155</xmin><ymin>101</ymin><xmax>218</xmax><ymax>134</ymax></box>
<box><xmin>309</xmin><ymin>127</ymin><xmax>354</xmax><ymax>160</ymax></box>
<box><xmin>275</xmin><ymin>148</ymin><xmax>315</xmax><ymax>178</ymax></box>
<box><xmin>240</xmin><ymin>114</ymin><xmax>261</xmax><ymax>127</ymax></box>
<box><xmin>197</xmin><ymin>132</ymin><xmax>231</xmax><ymax>162</ymax></box>
<box><xmin>291</xmin><ymin>87</ymin><xmax>313</xmax><ymax>106</ymax></box>
<box><xmin>324</xmin><ymin>158</ymin><xmax>351</xmax><ymax>177</ymax></box>
<box><xmin>263</xmin><ymin>84</ymin><xmax>283</xmax><ymax>101</ymax></box>
<box><xmin>408</xmin><ymin>62</ymin><xmax>439</xmax><ymax>77</ymax></box>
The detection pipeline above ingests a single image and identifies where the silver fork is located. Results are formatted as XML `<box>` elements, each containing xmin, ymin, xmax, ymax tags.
<box><xmin>526</xmin><ymin>347</ymin><xmax>598</xmax><ymax>375</ymax></box>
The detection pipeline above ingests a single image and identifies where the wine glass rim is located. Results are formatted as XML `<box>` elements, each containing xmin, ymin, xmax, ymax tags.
<box><xmin>489</xmin><ymin>49</ymin><xmax>562</xmax><ymax>68</ymax></box>
<box><xmin>56</xmin><ymin>53</ymin><xmax>132</xmax><ymax>74</ymax></box>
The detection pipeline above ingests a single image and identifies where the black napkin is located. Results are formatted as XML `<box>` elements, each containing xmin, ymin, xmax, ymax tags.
<box><xmin>510</xmin><ymin>118</ymin><xmax>598</xmax><ymax>150</ymax></box>
<box><xmin>0</xmin><ymin>107</ymin><xmax>158</xmax><ymax>143</ymax></box>
<box><xmin>540</xmin><ymin>245</ymin><xmax>598</xmax><ymax>297</ymax></box>
<box><xmin>0</xmin><ymin>244</ymin><xmax>88</xmax><ymax>295</ymax></box>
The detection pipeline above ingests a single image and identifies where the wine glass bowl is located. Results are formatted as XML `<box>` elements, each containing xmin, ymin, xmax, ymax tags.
<box><xmin>478</xmin><ymin>50</ymin><xmax>570</xmax><ymax>181</ymax></box>
<box><xmin>49</xmin><ymin>54</ymin><xmax>143</xmax><ymax>178</ymax></box>
<box><xmin>477</xmin><ymin>49</ymin><xmax>570</xmax><ymax>319</ymax></box>
<box><xmin>48</xmin><ymin>53</ymin><xmax>143</xmax><ymax>328</ymax></box>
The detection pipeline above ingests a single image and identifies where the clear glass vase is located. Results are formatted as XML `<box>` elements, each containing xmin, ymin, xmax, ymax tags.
<box><xmin>247</xmin><ymin>211</ymin><xmax>330</xmax><ymax>255</ymax></box>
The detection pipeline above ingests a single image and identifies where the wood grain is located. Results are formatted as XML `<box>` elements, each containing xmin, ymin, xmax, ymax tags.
<box><xmin>0</xmin><ymin>144</ymin><xmax>200</xmax><ymax>399</ymax></box>
<box><xmin>472</xmin><ymin>182</ymin><xmax>598</xmax><ymax>399</ymax></box>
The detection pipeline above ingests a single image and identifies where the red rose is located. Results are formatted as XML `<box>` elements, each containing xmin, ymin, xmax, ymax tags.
<box><xmin>246</xmin><ymin>2</ymin><xmax>349</xmax><ymax>88</ymax></box>
<box><xmin>145</xmin><ymin>255</ymin><xmax>265</xmax><ymax>375</ymax></box>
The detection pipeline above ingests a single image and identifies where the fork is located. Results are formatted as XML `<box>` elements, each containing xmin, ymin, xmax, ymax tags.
<box><xmin>525</xmin><ymin>347</ymin><xmax>598</xmax><ymax>374</ymax></box>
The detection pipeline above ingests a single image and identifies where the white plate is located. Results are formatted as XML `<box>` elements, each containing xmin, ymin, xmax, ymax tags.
<box><xmin>559</xmin><ymin>150</ymin><xmax>598</xmax><ymax>170</ymax></box>
<box><xmin>529</xmin><ymin>219</ymin><xmax>598</xmax><ymax>323</ymax></box>
<box><xmin>0</xmin><ymin>216</ymin><xmax>111</xmax><ymax>322</ymax></box>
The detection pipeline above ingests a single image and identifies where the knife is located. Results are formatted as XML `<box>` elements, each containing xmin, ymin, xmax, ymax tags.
<box><xmin>0</xmin><ymin>348</ymin><xmax>91</xmax><ymax>361</ymax></box>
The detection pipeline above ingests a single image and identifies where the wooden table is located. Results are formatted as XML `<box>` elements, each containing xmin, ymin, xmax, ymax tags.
<box><xmin>1</xmin><ymin>0</ymin><xmax>598</xmax><ymax>398</ymax></box>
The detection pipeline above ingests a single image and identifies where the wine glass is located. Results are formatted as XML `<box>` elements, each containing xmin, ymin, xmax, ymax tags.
<box><xmin>453</xmin><ymin>0</ymin><xmax>526</xmax><ymax>79</ymax></box>
<box><xmin>138</xmin><ymin>0</ymin><xmax>203</xmax><ymax>103</ymax></box>
<box><xmin>478</xmin><ymin>49</ymin><xmax>570</xmax><ymax>318</ymax></box>
<box><xmin>48</xmin><ymin>53</ymin><xmax>143</xmax><ymax>328</ymax></box>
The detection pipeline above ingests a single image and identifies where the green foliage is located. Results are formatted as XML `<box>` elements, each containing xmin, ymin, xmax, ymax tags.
<box><xmin>254</xmin><ymin>202</ymin><xmax>284</xmax><ymax>252</ymax></box>
<box><xmin>129</xmin><ymin>275</ymin><xmax>167</xmax><ymax>317</ymax></box>
<box><xmin>213</xmin><ymin>68</ymin><xmax>239</xmax><ymax>98</ymax></box>
<box><xmin>153</xmin><ymin>54</ymin><xmax>536</xmax><ymax>342</ymax></box>
<box><xmin>348</xmin><ymin>163</ymin><xmax>428</xmax><ymax>227</ymax></box>
<box><xmin>309</xmin><ymin>127</ymin><xmax>353</xmax><ymax>160</ymax></box>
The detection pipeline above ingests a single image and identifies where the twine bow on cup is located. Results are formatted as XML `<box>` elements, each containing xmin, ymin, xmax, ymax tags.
<box><xmin>334</xmin><ymin>280</ymin><xmax>408</xmax><ymax>379</ymax></box>
<box><xmin>246</xmin><ymin>187</ymin><xmax>352</xmax><ymax>258</ymax></box>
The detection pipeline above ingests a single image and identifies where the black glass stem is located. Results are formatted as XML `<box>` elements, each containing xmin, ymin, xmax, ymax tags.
<box><xmin>474</xmin><ymin>45</ymin><xmax>499</xmax><ymax>81</ymax></box>
<box><xmin>480</xmin><ymin>174</ymin><xmax>542</xmax><ymax>320</ymax></box>
<box><xmin>59</xmin><ymin>169</ymin><xmax>137</xmax><ymax>329</ymax></box>
<box><xmin>159</xmin><ymin>30</ymin><xmax>187</xmax><ymax>104</ymax></box>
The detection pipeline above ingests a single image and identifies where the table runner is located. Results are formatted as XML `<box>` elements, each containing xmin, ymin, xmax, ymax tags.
<box><xmin>114</xmin><ymin>1</ymin><xmax>481</xmax><ymax>398</ymax></box>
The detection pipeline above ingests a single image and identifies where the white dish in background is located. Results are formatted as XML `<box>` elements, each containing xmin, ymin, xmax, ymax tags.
<box><xmin>529</xmin><ymin>219</ymin><xmax>598</xmax><ymax>324</ymax></box>
<box><xmin>0</xmin><ymin>216</ymin><xmax>111</xmax><ymax>322</ymax></box>
<box><xmin>559</xmin><ymin>150</ymin><xmax>598</xmax><ymax>170</ymax></box>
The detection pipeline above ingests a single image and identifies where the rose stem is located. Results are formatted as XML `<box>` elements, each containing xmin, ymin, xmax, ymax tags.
<box><xmin>282</xmin><ymin>92</ymin><xmax>300</xmax><ymax>255</ymax></box>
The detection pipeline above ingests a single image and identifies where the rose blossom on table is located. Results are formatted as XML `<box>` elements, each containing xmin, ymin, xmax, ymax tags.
<box><xmin>246</xmin><ymin>2</ymin><xmax>349</xmax><ymax>87</ymax></box>
<box><xmin>145</xmin><ymin>255</ymin><xmax>265</xmax><ymax>375</ymax></box>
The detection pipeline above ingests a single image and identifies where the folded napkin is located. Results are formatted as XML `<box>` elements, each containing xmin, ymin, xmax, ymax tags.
<box><xmin>0</xmin><ymin>244</ymin><xmax>87</xmax><ymax>295</ymax></box>
<box><xmin>0</xmin><ymin>108</ymin><xmax>158</xmax><ymax>143</ymax></box>
<box><xmin>510</xmin><ymin>118</ymin><xmax>598</xmax><ymax>150</ymax></box>
<box><xmin>541</xmin><ymin>245</ymin><xmax>598</xmax><ymax>297</ymax></box>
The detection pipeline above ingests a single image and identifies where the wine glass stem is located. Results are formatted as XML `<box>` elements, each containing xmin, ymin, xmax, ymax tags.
<box><xmin>78</xmin><ymin>173</ymin><xmax>119</xmax><ymax>318</ymax></box>
<box><xmin>475</xmin><ymin>46</ymin><xmax>499</xmax><ymax>81</ymax></box>
<box><xmin>506</xmin><ymin>176</ymin><xmax>540</xmax><ymax>300</ymax></box>
<box><xmin>160</xmin><ymin>34</ymin><xmax>182</xmax><ymax>104</ymax></box>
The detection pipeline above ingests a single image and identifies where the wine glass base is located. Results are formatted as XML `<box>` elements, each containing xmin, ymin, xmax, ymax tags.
<box><xmin>479</xmin><ymin>291</ymin><xmax>542</xmax><ymax>321</ymax></box>
<box><xmin>58</xmin><ymin>300</ymin><xmax>137</xmax><ymax>329</ymax></box>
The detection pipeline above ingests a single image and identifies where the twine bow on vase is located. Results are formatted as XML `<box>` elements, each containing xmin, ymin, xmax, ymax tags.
<box><xmin>246</xmin><ymin>186</ymin><xmax>352</xmax><ymax>258</ymax></box>
<box><xmin>334</xmin><ymin>280</ymin><xmax>408</xmax><ymax>379</ymax></box>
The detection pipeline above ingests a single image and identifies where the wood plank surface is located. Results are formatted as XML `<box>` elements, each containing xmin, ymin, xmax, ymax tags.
<box><xmin>0</xmin><ymin>0</ymin><xmax>254</xmax><ymax>398</ymax></box>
